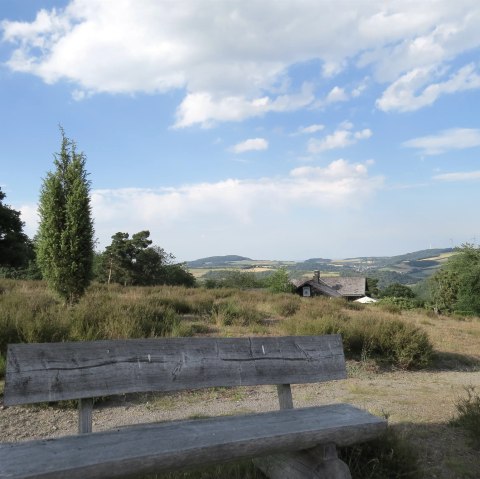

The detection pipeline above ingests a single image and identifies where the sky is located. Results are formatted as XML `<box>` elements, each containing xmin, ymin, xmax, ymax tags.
<box><xmin>1</xmin><ymin>0</ymin><xmax>480</xmax><ymax>262</ymax></box>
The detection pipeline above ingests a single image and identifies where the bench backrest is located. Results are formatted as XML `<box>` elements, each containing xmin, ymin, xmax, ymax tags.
<box><xmin>4</xmin><ymin>335</ymin><xmax>346</xmax><ymax>406</ymax></box>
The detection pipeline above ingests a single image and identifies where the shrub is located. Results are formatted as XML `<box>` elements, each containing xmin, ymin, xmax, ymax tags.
<box><xmin>212</xmin><ymin>299</ymin><xmax>266</xmax><ymax>326</ymax></box>
<box><xmin>379</xmin><ymin>283</ymin><xmax>416</xmax><ymax>299</ymax></box>
<box><xmin>273</xmin><ymin>295</ymin><xmax>301</xmax><ymax>317</ymax></box>
<box><xmin>368</xmin><ymin>317</ymin><xmax>432</xmax><ymax>369</ymax></box>
<box><xmin>282</xmin><ymin>313</ymin><xmax>433</xmax><ymax>369</ymax></box>
<box><xmin>0</xmin><ymin>286</ymin><xmax>69</xmax><ymax>352</ymax></box>
<box><xmin>376</xmin><ymin>301</ymin><xmax>402</xmax><ymax>314</ymax></box>
<box><xmin>378</xmin><ymin>297</ymin><xmax>421</xmax><ymax>311</ymax></box>
<box><xmin>265</xmin><ymin>268</ymin><xmax>294</xmax><ymax>293</ymax></box>
<box><xmin>450</xmin><ymin>386</ymin><xmax>480</xmax><ymax>449</ymax></box>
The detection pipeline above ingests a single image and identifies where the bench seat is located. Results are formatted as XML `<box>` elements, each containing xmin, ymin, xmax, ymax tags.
<box><xmin>0</xmin><ymin>403</ymin><xmax>385</xmax><ymax>479</ymax></box>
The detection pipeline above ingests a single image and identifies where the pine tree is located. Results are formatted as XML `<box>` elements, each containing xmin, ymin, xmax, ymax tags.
<box><xmin>37</xmin><ymin>129</ymin><xmax>94</xmax><ymax>303</ymax></box>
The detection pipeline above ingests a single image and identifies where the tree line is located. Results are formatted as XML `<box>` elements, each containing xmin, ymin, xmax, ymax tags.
<box><xmin>0</xmin><ymin>130</ymin><xmax>194</xmax><ymax>303</ymax></box>
<box><xmin>2</xmin><ymin>129</ymin><xmax>480</xmax><ymax>313</ymax></box>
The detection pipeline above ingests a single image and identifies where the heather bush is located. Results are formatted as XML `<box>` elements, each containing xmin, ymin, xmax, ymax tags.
<box><xmin>212</xmin><ymin>299</ymin><xmax>266</xmax><ymax>326</ymax></box>
<box><xmin>0</xmin><ymin>280</ymin><xmax>433</xmax><ymax>376</ymax></box>
<box><xmin>283</xmin><ymin>312</ymin><xmax>432</xmax><ymax>369</ymax></box>
<box><xmin>273</xmin><ymin>294</ymin><xmax>301</xmax><ymax>316</ymax></box>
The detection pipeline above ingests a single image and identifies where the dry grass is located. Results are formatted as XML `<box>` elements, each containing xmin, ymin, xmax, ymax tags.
<box><xmin>397</xmin><ymin>310</ymin><xmax>480</xmax><ymax>368</ymax></box>
<box><xmin>1</xmin><ymin>279</ymin><xmax>480</xmax><ymax>477</ymax></box>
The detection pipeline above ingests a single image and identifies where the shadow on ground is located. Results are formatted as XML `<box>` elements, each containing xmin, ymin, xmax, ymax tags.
<box><xmin>429</xmin><ymin>351</ymin><xmax>480</xmax><ymax>372</ymax></box>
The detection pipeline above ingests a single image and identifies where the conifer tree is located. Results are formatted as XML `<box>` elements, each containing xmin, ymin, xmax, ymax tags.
<box><xmin>37</xmin><ymin>129</ymin><xmax>94</xmax><ymax>303</ymax></box>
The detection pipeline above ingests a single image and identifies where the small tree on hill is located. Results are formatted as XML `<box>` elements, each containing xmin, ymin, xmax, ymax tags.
<box><xmin>37</xmin><ymin>129</ymin><xmax>94</xmax><ymax>304</ymax></box>
<box><xmin>266</xmin><ymin>267</ymin><xmax>294</xmax><ymax>293</ymax></box>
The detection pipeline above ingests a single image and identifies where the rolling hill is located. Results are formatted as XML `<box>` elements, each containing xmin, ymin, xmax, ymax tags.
<box><xmin>187</xmin><ymin>248</ymin><xmax>455</xmax><ymax>286</ymax></box>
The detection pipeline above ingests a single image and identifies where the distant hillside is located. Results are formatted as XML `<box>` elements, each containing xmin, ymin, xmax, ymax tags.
<box><xmin>187</xmin><ymin>248</ymin><xmax>455</xmax><ymax>286</ymax></box>
<box><xmin>187</xmin><ymin>255</ymin><xmax>252</xmax><ymax>268</ymax></box>
<box><xmin>302</xmin><ymin>258</ymin><xmax>332</xmax><ymax>264</ymax></box>
<box><xmin>346</xmin><ymin>248</ymin><xmax>453</xmax><ymax>269</ymax></box>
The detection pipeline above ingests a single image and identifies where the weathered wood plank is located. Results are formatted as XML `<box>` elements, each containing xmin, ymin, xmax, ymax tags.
<box><xmin>276</xmin><ymin>384</ymin><xmax>293</xmax><ymax>410</ymax></box>
<box><xmin>0</xmin><ymin>404</ymin><xmax>386</xmax><ymax>479</ymax></box>
<box><xmin>78</xmin><ymin>398</ymin><xmax>93</xmax><ymax>434</ymax></box>
<box><xmin>4</xmin><ymin>335</ymin><xmax>346</xmax><ymax>405</ymax></box>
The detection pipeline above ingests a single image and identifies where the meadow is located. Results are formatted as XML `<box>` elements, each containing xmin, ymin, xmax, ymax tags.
<box><xmin>0</xmin><ymin>279</ymin><xmax>479</xmax><ymax>478</ymax></box>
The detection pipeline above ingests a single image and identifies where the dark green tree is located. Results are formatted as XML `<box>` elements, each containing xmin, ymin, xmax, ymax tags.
<box><xmin>429</xmin><ymin>244</ymin><xmax>480</xmax><ymax>314</ymax></box>
<box><xmin>429</xmin><ymin>268</ymin><xmax>459</xmax><ymax>313</ymax></box>
<box><xmin>203</xmin><ymin>270</ymin><xmax>261</xmax><ymax>289</ymax></box>
<box><xmin>37</xmin><ymin>130</ymin><xmax>94</xmax><ymax>303</ymax></box>
<box><xmin>161</xmin><ymin>263</ymin><xmax>196</xmax><ymax>287</ymax></box>
<box><xmin>98</xmin><ymin>230</ymin><xmax>195</xmax><ymax>287</ymax></box>
<box><xmin>365</xmin><ymin>277</ymin><xmax>380</xmax><ymax>298</ymax></box>
<box><xmin>379</xmin><ymin>283</ymin><xmax>415</xmax><ymax>299</ymax></box>
<box><xmin>101</xmin><ymin>232</ymin><xmax>136</xmax><ymax>285</ymax></box>
<box><xmin>0</xmin><ymin>188</ymin><xmax>33</xmax><ymax>270</ymax></box>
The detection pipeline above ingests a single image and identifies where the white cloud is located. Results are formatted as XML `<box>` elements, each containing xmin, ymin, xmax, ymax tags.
<box><xmin>377</xmin><ymin>63</ymin><xmax>480</xmax><ymax>112</ymax></box>
<box><xmin>354</xmin><ymin>129</ymin><xmax>373</xmax><ymax>140</ymax></box>
<box><xmin>3</xmin><ymin>1</ymin><xmax>480</xmax><ymax>124</ymax></box>
<box><xmin>18</xmin><ymin>203</ymin><xmax>39</xmax><ymax>239</ymax></box>
<box><xmin>339</xmin><ymin>120</ymin><xmax>354</xmax><ymax>130</ymax></box>
<box><xmin>321</xmin><ymin>60</ymin><xmax>347</xmax><ymax>78</ymax></box>
<box><xmin>86</xmin><ymin>159</ymin><xmax>383</xmax><ymax>249</ymax></box>
<box><xmin>352</xmin><ymin>78</ymin><xmax>369</xmax><ymax>97</ymax></box>
<box><xmin>433</xmin><ymin>171</ymin><xmax>480</xmax><ymax>181</ymax></box>
<box><xmin>308</xmin><ymin>125</ymin><xmax>372</xmax><ymax>153</ymax></box>
<box><xmin>174</xmin><ymin>84</ymin><xmax>315</xmax><ymax>128</ymax></box>
<box><xmin>326</xmin><ymin>86</ymin><xmax>348</xmax><ymax>103</ymax></box>
<box><xmin>230</xmin><ymin>138</ymin><xmax>268</xmax><ymax>154</ymax></box>
<box><xmin>403</xmin><ymin>128</ymin><xmax>480</xmax><ymax>155</ymax></box>
<box><xmin>295</xmin><ymin>124</ymin><xmax>325</xmax><ymax>135</ymax></box>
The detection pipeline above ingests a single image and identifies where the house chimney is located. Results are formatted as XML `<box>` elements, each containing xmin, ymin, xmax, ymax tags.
<box><xmin>313</xmin><ymin>270</ymin><xmax>320</xmax><ymax>283</ymax></box>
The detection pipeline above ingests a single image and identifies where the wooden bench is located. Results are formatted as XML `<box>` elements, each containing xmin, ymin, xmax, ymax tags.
<box><xmin>1</xmin><ymin>335</ymin><xmax>387</xmax><ymax>479</ymax></box>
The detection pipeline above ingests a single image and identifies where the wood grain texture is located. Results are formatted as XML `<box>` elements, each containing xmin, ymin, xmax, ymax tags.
<box><xmin>0</xmin><ymin>404</ymin><xmax>386</xmax><ymax>479</ymax></box>
<box><xmin>276</xmin><ymin>384</ymin><xmax>293</xmax><ymax>409</ymax></box>
<box><xmin>78</xmin><ymin>398</ymin><xmax>93</xmax><ymax>434</ymax></box>
<box><xmin>4</xmin><ymin>335</ymin><xmax>346</xmax><ymax>405</ymax></box>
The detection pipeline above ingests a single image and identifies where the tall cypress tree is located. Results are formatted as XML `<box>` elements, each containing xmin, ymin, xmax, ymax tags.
<box><xmin>37</xmin><ymin>129</ymin><xmax>94</xmax><ymax>303</ymax></box>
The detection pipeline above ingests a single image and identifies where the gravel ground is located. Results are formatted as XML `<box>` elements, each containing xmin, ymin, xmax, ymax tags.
<box><xmin>1</xmin><ymin>366</ymin><xmax>479</xmax><ymax>478</ymax></box>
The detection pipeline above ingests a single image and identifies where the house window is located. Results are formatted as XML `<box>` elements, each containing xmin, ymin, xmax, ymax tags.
<box><xmin>303</xmin><ymin>286</ymin><xmax>311</xmax><ymax>297</ymax></box>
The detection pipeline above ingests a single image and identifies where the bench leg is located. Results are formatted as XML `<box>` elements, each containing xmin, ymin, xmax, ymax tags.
<box><xmin>253</xmin><ymin>443</ymin><xmax>351</xmax><ymax>479</ymax></box>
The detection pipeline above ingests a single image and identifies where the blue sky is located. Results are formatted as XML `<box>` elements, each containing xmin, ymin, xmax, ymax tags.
<box><xmin>1</xmin><ymin>1</ymin><xmax>480</xmax><ymax>261</ymax></box>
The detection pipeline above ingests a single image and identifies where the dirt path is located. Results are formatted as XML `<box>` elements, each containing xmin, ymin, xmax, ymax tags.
<box><xmin>1</xmin><ymin>365</ymin><xmax>479</xmax><ymax>478</ymax></box>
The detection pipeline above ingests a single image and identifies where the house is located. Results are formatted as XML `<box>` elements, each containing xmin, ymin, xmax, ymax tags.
<box><xmin>292</xmin><ymin>271</ymin><xmax>366</xmax><ymax>300</ymax></box>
